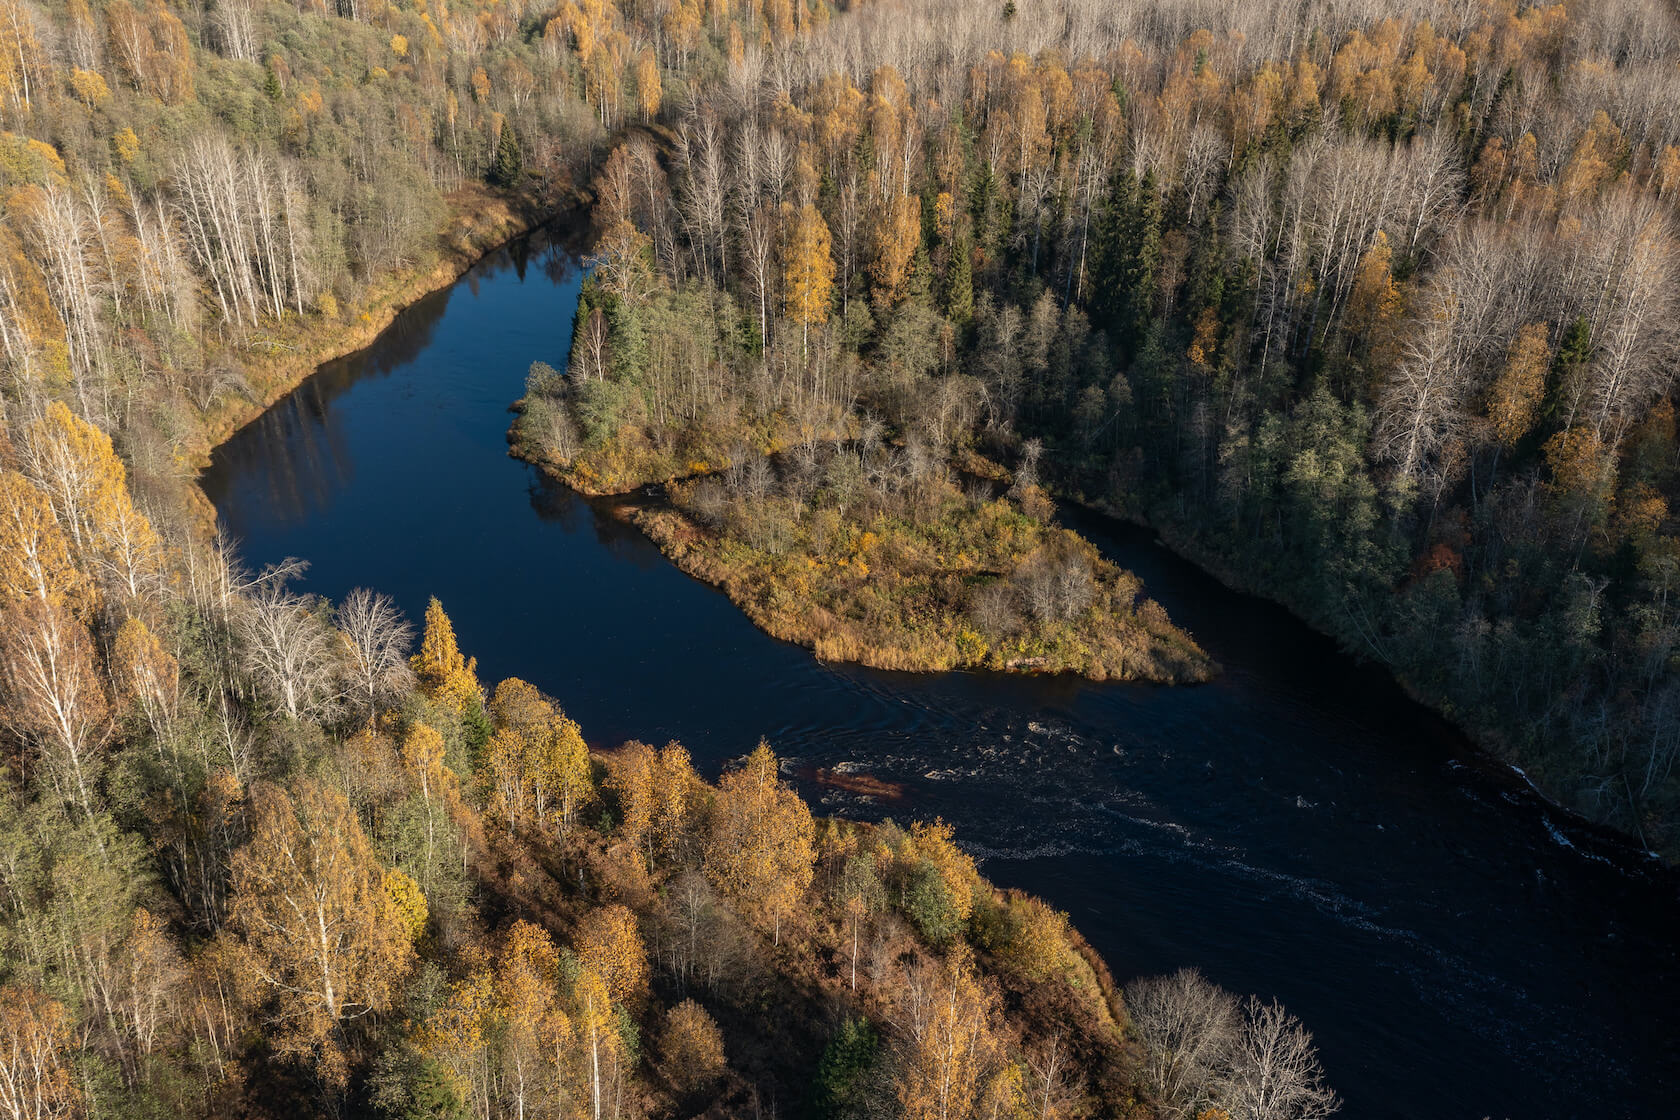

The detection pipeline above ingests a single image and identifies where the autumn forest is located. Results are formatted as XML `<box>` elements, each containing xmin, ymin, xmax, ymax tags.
<box><xmin>0</xmin><ymin>0</ymin><xmax>1677</xmax><ymax>1116</ymax></box>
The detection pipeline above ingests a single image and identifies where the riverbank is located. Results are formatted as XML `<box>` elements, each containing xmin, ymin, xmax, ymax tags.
<box><xmin>1074</xmin><ymin>486</ymin><xmax>1678</xmax><ymax>865</ymax></box>
<box><xmin>181</xmin><ymin>184</ymin><xmax>567</xmax><ymax>532</ymax></box>
<box><xmin>190</xmin><ymin>184</ymin><xmax>557</xmax><ymax>468</ymax></box>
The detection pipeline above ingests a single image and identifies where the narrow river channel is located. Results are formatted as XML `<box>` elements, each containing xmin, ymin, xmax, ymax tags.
<box><xmin>200</xmin><ymin>232</ymin><xmax>1679</xmax><ymax>1120</ymax></box>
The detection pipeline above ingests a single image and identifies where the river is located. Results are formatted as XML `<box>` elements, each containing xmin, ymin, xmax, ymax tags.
<box><xmin>200</xmin><ymin>232</ymin><xmax>1678</xmax><ymax>1119</ymax></box>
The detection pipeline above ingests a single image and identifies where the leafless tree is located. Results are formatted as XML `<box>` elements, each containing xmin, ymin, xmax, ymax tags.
<box><xmin>1223</xmin><ymin>996</ymin><xmax>1340</xmax><ymax>1120</ymax></box>
<box><xmin>1127</xmin><ymin>969</ymin><xmax>1337</xmax><ymax>1120</ymax></box>
<box><xmin>1054</xmin><ymin>556</ymin><xmax>1096</xmax><ymax>619</ymax></box>
<box><xmin>675</xmin><ymin>110</ymin><xmax>730</xmax><ymax>282</ymax></box>
<box><xmin>237</xmin><ymin>567</ymin><xmax>345</xmax><ymax>722</ymax></box>
<box><xmin>740</xmin><ymin>205</ymin><xmax>777</xmax><ymax>351</ymax></box>
<box><xmin>1576</xmin><ymin>191</ymin><xmax>1680</xmax><ymax>445</ymax></box>
<box><xmin>1126</xmin><ymin>968</ymin><xmax>1241</xmax><ymax>1120</ymax></box>
<box><xmin>336</xmin><ymin>588</ymin><xmax>415</xmax><ymax>720</ymax></box>
<box><xmin>1374</xmin><ymin>276</ymin><xmax>1471</xmax><ymax>494</ymax></box>
<box><xmin>209</xmin><ymin>0</ymin><xmax>259</xmax><ymax>61</ymax></box>
<box><xmin>0</xmin><ymin>598</ymin><xmax>112</xmax><ymax>820</ymax></box>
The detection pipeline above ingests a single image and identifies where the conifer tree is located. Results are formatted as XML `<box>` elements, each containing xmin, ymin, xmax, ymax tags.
<box><xmin>413</xmin><ymin>599</ymin><xmax>482</xmax><ymax>714</ymax></box>
<box><xmin>491</xmin><ymin>121</ymin><xmax>523</xmax><ymax>188</ymax></box>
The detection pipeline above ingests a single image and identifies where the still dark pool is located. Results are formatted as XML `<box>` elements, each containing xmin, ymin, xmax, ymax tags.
<box><xmin>201</xmin><ymin>233</ymin><xmax>1679</xmax><ymax>1120</ymax></box>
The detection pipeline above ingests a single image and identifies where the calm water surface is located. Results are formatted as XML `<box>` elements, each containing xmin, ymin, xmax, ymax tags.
<box><xmin>201</xmin><ymin>234</ymin><xmax>1679</xmax><ymax>1120</ymax></box>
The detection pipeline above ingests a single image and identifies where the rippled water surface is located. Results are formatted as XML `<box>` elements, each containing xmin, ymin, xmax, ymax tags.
<box><xmin>202</xmin><ymin>234</ymin><xmax>1679</xmax><ymax>1119</ymax></box>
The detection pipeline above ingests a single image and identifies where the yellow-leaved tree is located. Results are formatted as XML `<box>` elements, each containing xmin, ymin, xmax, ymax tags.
<box><xmin>870</xmin><ymin>192</ymin><xmax>920</xmax><ymax>307</ymax></box>
<box><xmin>703</xmin><ymin>740</ymin><xmax>814</xmax><ymax>943</ymax></box>
<box><xmin>488</xmin><ymin>677</ymin><xmax>593</xmax><ymax>833</ymax></box>
<box><xmin>417</xmin><ymin>964</ymin><xmax>494</xmax><ymax>1112</ymax></box>
<box><xmin>658</xmin><ymin>999</ymin><xmax>726</xmax><ymax>1094</ymax></box>
<box><xmin>576</xmin><ymin>903</ymin><xmax>648</xmax><ymax>1007</ymax></box>
<box><xmin>895</xmin><ymin>945</ymin><xmax>1006</xmax><ymax>1120</ymax></box>
<box><xmin>1343</xmin><ymin>230</ymin><xmax>1405</xmax><ymax>377</ymax></box>
<box><xmin>783</xmin><ymin>203</ymin><xmax>834</xmax><ymax>356</ymax></box>
<box><xmin>564</xmin><ymin>961</ymin><xmax>622</xmax><ymax>1120</ymax></box>
<box><xmin>0</xmin><ymin>983</ymin><xmax>77</xmax><ymax>1120</ymax></box>
<box><xmin>1485</xmin><ymin>323</ymin><xmax>1550</xmax><ymax>451</ymax></box>
<box><xmin>384</xmin><ymin>868</ymin><xmax>428</xmax><ymax>943</ymax></box>
<box><xmin>226</xmin><ymin>778</ymin><xmax>415</xmax><ymax>1086</ymax></box>
<box><xmin>635</xmin><ymin>47</ymin><xmax>661</xmax><ymax>120</ymax></box>
<box><xmin>412</xmin><ymin>598</ymin><xmax>482</xmax><ymax>713</ymax></box>
<box><xmin>494</xmin><ymin>921</ymin><xmax>575</xmax><ymax>1119</ymax></box>
<box><xmin>908</xmin><ymin>818</ymin><xmax>979</xmax><ymax>927</ymax></box>
<box><xmin>607</xmin><ymin>739</ymin><xmax>698</xmax><ymax>864</ymax></box>
<box><xmin>18</xmin><ymin>401</ymin><xmax>158</xmax><ymax>602</ymax></box>
<box><xmin>0</xmin><ymin>469</ymin><xmax>92</xmax><ymax>617</ymax></box>
<box><xmin>110</xmin><ymin>616</ymin><xmax>179</xmax><ymax>742</ymax></box>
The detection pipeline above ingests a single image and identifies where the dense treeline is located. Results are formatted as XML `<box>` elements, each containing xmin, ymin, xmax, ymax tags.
<box><xmin>0</xmin><ymin>397</ymin><xmax>1337</xmax><ymax>1118</ymax></box>
<box><xmin>513</xmin><ymin>0</ymin><xmax>1680</xmax><ymax>855</ymax></box>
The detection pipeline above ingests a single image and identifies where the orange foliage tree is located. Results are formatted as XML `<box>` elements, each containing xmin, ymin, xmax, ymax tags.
<box><xmin>576</xmin><ymin>903</ymin><xmax>648</xmax><ymax>1006</ymax></box>
<box><xmin>412</xmin><ymin>598</ymin><xmax>483</xmax><ymax>714</ymax></box>
<box><xmin>0</xmin><ymin>983</ymin><xmax>76</xmax><ymax>1120</ymax></box>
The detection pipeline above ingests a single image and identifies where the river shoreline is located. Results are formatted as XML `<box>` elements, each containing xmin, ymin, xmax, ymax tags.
<box><xmin>509</xmin><ymin>436</ymin><xmax>1213</xmax><ymax>684</ymax></box>
<box><xmin>194</xmin><ymin>186</ymin><xmax>562</xmax><ymax>465</ymax></box>
<box><xmin>184</xmin><ymin>185</ymin><xmax>573</xmax><ymax>531</ymax></box>
<box><xmin>1076</xmin><ymin>491</ymin><xmax>1678</xmax><ymax>868</ymax></box>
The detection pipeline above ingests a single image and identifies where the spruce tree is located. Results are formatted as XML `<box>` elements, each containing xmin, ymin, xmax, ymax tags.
<box><xmin>491</xmin><ymin>121</ymin><xmax>523</xmax><ymax>188</ymax></box>
<box><xmin>404</xmin><ymin>1058</ymin><xmax>469</xmax><ymax>1120</ymax></box>
<box><xmin>1121</xmin><ymin>170</ymin><xmax>1163</xmax><ymax>353</ymax></box>
<box><xmin>1087</xmin><ymin>168</ymin><xmax>1137</xmax><ymax>338</ymax></box>
<box><xmin>945</xmin><ymin>234</ymin><xmax>974</xmax><ymax>326</ymax></box>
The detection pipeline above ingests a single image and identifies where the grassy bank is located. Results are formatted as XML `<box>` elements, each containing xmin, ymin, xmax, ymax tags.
<box><xmin>191</xmin><ymin>184</ymin><xmax>548</xmax><ymax>467</ymax></box>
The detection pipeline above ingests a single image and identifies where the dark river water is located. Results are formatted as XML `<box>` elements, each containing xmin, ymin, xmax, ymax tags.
<box><xmin>201</xmin><ymin>234</ymin><xmax>1678</xmax><ymax>1119</ymax></box>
